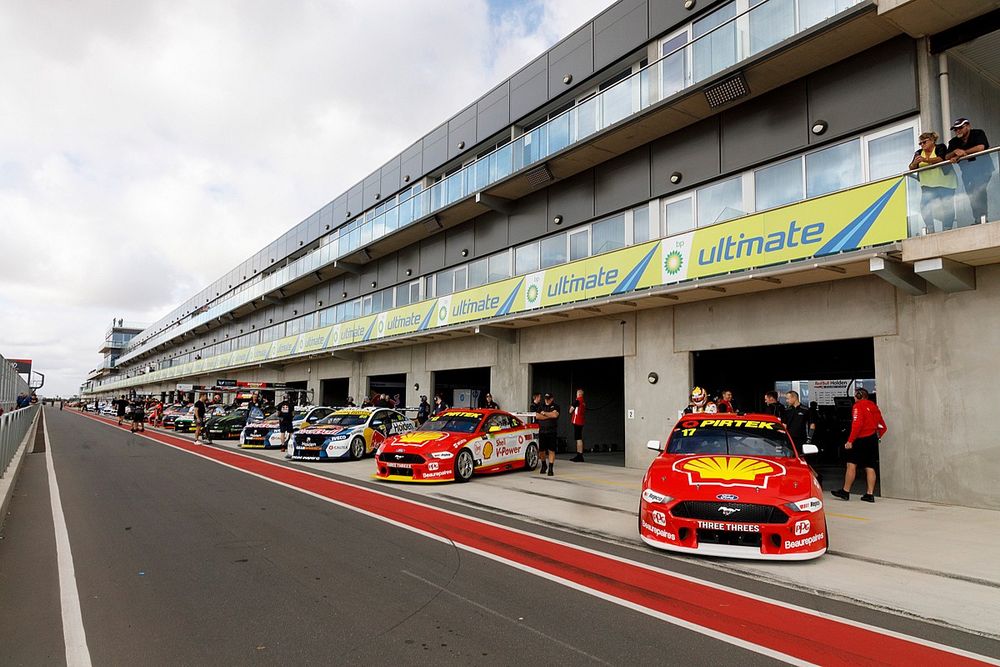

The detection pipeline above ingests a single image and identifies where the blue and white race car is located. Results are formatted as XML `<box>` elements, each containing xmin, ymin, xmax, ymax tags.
<box><xmin>239</xmin><ymin>406</ymin><xmax>335</xmax><ymax>449</ymax></box>
<box><xmin>291</xmin><ymin>408</ymin><xmax>415</xmax><ymax>461</ymax></box>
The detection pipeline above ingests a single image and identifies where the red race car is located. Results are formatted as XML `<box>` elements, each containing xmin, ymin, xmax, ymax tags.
<box><xmin>639</xmin><ymin>413</ymin><xmax>827</xmax><ymax>561</ymax></box>
<box><xmin>374</xmin><ymin>409</ymin><xmax>539</xmax><ymax>483</ymax></box>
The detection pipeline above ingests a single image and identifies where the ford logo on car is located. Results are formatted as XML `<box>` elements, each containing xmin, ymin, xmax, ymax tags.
<box><xmin>718</xmin><ymin>506</ymin><xmax>740</xmax><ymax>516</ymax></box>
<box><xmin>716</xmin><ymin>494</ymin><xmax>739</xmax><ymax>501</ymax></box>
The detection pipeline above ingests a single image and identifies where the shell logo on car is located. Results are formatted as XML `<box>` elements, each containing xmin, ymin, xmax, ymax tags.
<box><xmin>397</xmin><ymin>431</ymin><xmax>448</xmax><ymax>445</ymax></box>
<box><xmin>673</xmin><ymin>456</ymin><xmax>786</xmax><ymax>489</ymax></box>
<box><xmin>483</xmin><ymin>441</ymin><xmax>494</xmax><ymax>459</ymax></box>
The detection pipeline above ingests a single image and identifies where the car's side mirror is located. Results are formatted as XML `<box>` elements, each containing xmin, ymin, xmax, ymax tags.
<box><xmin>647</xmin><ymin>440</ymin><xmax>663</xmax><ymax>452</ymax></box>
<box><xmin>802</xmin><ymin>443</ymin><xmax>819</xmax><ymax>456</ymax></box>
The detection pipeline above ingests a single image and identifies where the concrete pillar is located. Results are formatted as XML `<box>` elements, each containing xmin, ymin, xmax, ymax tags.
<box><xmin>625</xmin><ymin>308</ymin><xmax>690</xmax><ymax>469</ymax></box>
<box><xmin>492</xmin><ymin>335</ymin><xmax>530</xmax><ymax>413</ymax></box>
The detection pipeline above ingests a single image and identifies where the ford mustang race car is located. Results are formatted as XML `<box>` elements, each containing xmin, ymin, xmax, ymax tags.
<box><xmin>639</xmin><ymin>413</ymin><xmax>827</xmax><ymax>560</ymax></box>
<box><xmin>239</xmin><ymin>406</ymin><xmax>335</xmax><ymax>449</ymax></box>
<box><xmin>291</xmin><ymin>408</ymin><xmax>415</xmax><ymax>461</ymax></box>
<box><xmin>374</xmin><ymin>409</ymin><xmax>539</xmax><ymax>483</ymax></box>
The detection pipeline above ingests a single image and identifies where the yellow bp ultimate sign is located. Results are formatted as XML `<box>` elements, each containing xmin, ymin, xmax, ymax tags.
<box><xmin>523</xmin><ymin>240</ymin><xmax>661</xmax><ymax>311</ymax></box>
<box><xmin>661</xmin><ymin>178</ymin><xmax>907</xmax><ymax>284</ymax></box>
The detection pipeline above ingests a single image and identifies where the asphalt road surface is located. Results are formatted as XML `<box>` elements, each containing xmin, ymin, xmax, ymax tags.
<box><xmin>1</xmin><ymin>407</ymin><xmax>998</xmax><ymax>666</ymax></box>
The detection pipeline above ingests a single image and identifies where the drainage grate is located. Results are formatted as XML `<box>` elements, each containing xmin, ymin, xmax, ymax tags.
<box><xmin>32</xmin><ymin>410</ymin><xmax>45</xmax><ymax>453</ymax></box>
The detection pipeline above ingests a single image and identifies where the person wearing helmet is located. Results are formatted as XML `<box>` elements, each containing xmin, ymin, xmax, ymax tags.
<box><xmin>684</xmin><ymin>387</ymin><xmax>717</xmax><ymax>414</ymax></box>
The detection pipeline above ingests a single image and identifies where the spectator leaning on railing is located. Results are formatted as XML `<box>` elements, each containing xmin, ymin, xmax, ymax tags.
<box><xmin>946</xmin><ymin>118</ymin><xmax>993</xmax><ymax>225</ymax></box>
<box><xmin>909</xmin><ymin>131</ymin><xmax>956</xmax><ymax>234</ymax></box>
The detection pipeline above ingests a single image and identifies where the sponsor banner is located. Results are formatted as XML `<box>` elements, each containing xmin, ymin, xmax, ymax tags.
<box><xmin>294</xmin><ymin>326</ymin><xmax>333</xmax><ymax>355</ymax></box>
<box><xmin>672</xmin><ymin>179</ymin><xmax>906</xmax><ymax>282</ymax></box>
<box><xmin>333</xmin><ymin>316</ymin><xmax>374</xmax><ymax>346</ymax></box>
<box><xmin>249</xmin><ymin>342</ymin><xmax>272</xmax><ymax>363</ymax></box>
<box><xmin>9</xmin><ymin>358</ymin><xmax>32</xmax><ymax>374</ymax></box>
<box><xmin>436</xmin><ymin>277</ymin><xmax>524</xmax><ymax>327</ymax></box>
<box><xmin>230</xmin><ymin>347</ymin><xmax>251</xmax><ymax>366</ymax></box>
<box><xmin>268</xmin><ymin>334</ymin><xmax>300</xmax><ymax>360</ymax></box>
<box><xmin>378</xmin><ymin>302</ymin><xmax>436</xmax><ymax>338</ymax></box>
<box><xmin>524</xmin><ymin>241</ymin><xmax>660</xmax><ymax>310</ymax></box>
<box><xmin>192</xmin><ymin>358</ymin><xmax>206</xmax><ymax>374</ymax></box>
<box><xmin>217</xmin><ymin>379</ymin><xmax>237</xmax><ymax>387</ymax></box>
<box><xmin>810</xmin><ymin>379</ymin><xmax>853</xmax><ymax>405</ymax></box>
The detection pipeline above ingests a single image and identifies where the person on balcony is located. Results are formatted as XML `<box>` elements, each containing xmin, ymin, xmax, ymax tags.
<box><xmin>946</xmin><ymin>118</ymin><xmax>993</xmax><ymax>225</ymax></box>
<box><xmin>909</xmin><ymin>131</ymin><xmax>956</xmax><ymax>234</ymax></box>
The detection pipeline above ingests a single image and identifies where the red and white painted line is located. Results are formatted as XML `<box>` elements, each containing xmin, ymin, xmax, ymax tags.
<box><xmin>73</xmin><ymin>411</ymin><xmax>999</xmax><ymax>666</ymax></box>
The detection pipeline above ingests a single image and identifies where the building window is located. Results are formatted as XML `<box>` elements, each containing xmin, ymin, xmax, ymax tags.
<box><xmin>697</xmin><ymin>176</ymin><xmax>744</xmax><ymax>227</ymax></box>
<box><xmin>664</xmin><ymin>197</ymin><xmax>694</xmax><ymax>237</ymax></box>
<box><xmin>395</xmin><ymin>283</ymin><xmax>410</xmax><ymax>308</ymax></box>
<box><xmin>569</xmin><ymin>229</ymin><xmax>589</xmax><ymax>261</ymax></box>
<box><xmin>488</xmin><ymin>251</ymin><xmax>510</xmax><ymax>282</ymax></box>
<box><xmin>692</xmin><ymin>2</ymin><xmax>737</xmax><ymax>84</ymax></box>
<box><xmin>866</xmin><ymin>127</ymin><xmax>915</xmax><ymax>181</ymax></box>
<box><xmin>591</xmin><ymin>214</ymin><xmax>626</xmax><ymax>255</ymax></box>
<box><xmin>515</xmin><ymin>243</ymin><xmax>540</xmax><ymax>275</ymax></box>
<box><xmin>540</xmin><ymin>233</ymin><xmax>567</xmax><ymax>268</ymax></box>
<box><xmin>755</xmin><ymin>157</ymin><xmax>805</xmax><ymax>211</ymax></box>
<box><xmin>632</xmin><ymin>205</ymin><xmax>653</xmax><ymax>244</ymax></box>
<box><xmin>468</xmin><ymin>258</ymin><xmax>488</xmax><ymax>287</ymax></box>
<box><xmin>749</xmin><ymin>0</ymin><xmax>796</xmax><ymax>55</ymax></box>
<box><xmin>806</xmin><ymin>138</ymin><xmax>862</xmax><ymax>198</ymax></box>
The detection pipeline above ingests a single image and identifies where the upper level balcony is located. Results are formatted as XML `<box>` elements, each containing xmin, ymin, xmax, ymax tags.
<box><xmin>113</xmin><ymin>0</ymin><xmax>984</xmax><ymax>367</ymax></box>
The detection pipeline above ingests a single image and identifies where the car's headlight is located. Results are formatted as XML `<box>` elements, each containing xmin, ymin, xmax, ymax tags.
<box><xmin>641</xmin><ymin>489</ymin><xmax>673</xmax><ymax>504</ymax></box>
<box><xmin>785</xmin><ymin>497</ymin><xmax>823</xmax><ymax>513</ymax></box>
<box><xmin>431</xmin><ymin>451</ymin><xmax>454</xmax><ymax>459</ymax></box>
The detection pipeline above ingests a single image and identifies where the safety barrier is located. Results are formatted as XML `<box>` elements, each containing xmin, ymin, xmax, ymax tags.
<box><xmin>0</xmin><ymin>352</ymin><xmax>30</xmax><ymax>414</ymax></box>
<box><xmin>0</xmin><ymin>404</ymin><xmax>39</xmax><ymax>479</ymax></box>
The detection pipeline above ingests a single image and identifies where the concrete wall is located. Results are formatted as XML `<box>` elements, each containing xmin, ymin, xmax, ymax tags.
<box><xmin>877</xmin><ymin>264</ymin><xmax>1000</xmax><ymax>509</ymax></box>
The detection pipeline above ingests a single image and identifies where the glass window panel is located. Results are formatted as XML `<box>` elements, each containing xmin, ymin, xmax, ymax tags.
<box><xmin>362</xmin><ymin>296</ymin><xmax>373</xmax><ymax>316</ymax></box>
<box><xmin>515</xmin><ymin>243</ymin><xmax>540</xmax><ymax>275</ymax></box>
<box><xmin>454</xmin><ymin>266</ymin><xmax>467</xmax><ymax>292</ymax></box>
<box><xmin>697</xmin><ymin>177</ymin><xmax>744</xmax><ymax>227</ymax></box>
<box><xmin>540</xmin><ymin>233</ymin><xmax>567</xmax><ymax>268</ymax></box>
<box><xmin>575</xmin><ymin>95</ymin><xmax>599</xmax><ymax>140</ymax></box>
<box><xmin>800</xmin><ymin>0</ymin><xmax>860</xmax><ymax>30</ymax></box>
<box><xmin>867</xmin><ymin>128</ymin><xmax>914</xmax><ymax>181</ymax></box>
<box><xmin>633</xmin><ymin>205</ymin><xmax>652</xmax><ymax>244</ymax></box>
<box><xmin>436</xmin><ymin>269</ymin><xmax>454</xmax><ymax>296</ymax></box>
<box><xmin>410</xmin><ymin>281</ymin><xmax>421</xmax><ymax>304</ymax></box>
<box><xmin>468</xmin><ymin>258</ymin><xmax>488</xmax><ymax>287</ymax></box>
<box><xmin>591</xmin><ymin>214</ymin><xmax>626</xmax><ymax>255</ymax></box>
<box><xmin>755</xmin><ymin>158</ymin><xmax>804</xmax><ymax>210</ymax></box>
<box><xmin>424</xmin><ymin>275</ymin><xmax>435</xmax><ymax>299</ymax></box>
<box><xmin>660</xmin><ymin>33</ymin><xmax>689</xmax><ymax>99</ymax></box>
<box><xmin>692</xmin><ymin>2</ymin><xmax>737</xmax><ymax>83</ymax></box>
<box><xmin>749</xmin><ymin>0</ymin><xmax>795</xmax><ymax>55</ymax></box>
<box><xmin>395</xmin><ymin>284</ymin><xmax>409</xmax><ymax>308</ymax></box>
<box><xmin>601</xmin><ymin>74</ymin><xmax>634</xmax><ymax>127</ymax></box>
<box><xmin>569</xmin><ymin>230</ymin><xmax>589</xmax><ymax>260</ymax></box>
<box><xmin>548</xmin><ymin>112</ymin><xmax>571</xmax><ymax>154</ymax></box>
<box><xmin>488</xmin><ymin>252</ymin><xmax>510</xmax><ymax>282</ymax></box>
<box><xmin>806</xmin><ymin>139</ymin><xmax>862</xmax><ymax>197</ymax></box>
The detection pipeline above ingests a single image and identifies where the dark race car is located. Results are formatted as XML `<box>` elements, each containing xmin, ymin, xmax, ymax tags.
<box><xmin>639</xmin><ymin>413</ymin><xmax>827</xmax><ymax>561</ymax></box>
<box><xmin>291</xmin><ymin>407</ymin><xmax>416</xmax><ymax>461</ymax></box>
<box><xmin>160</xmin><ymin>404</ymin><xmax>189</xmax><ymax>430</ymax></box>
<box><xmin>375</xmin><ymin>409</ymin><xmax>539</xmax><ymax>483</ymax></box>
<box><xmin>204</xmin><ymin>407</ymin><xmax>254</xmax><ymax>440</ymax></box>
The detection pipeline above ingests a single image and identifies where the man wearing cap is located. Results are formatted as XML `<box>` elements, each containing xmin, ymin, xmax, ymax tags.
<box><xmin>946</xmin><ymin>118</ymin><xmax>993</xmax><ymax>225</ymax></box>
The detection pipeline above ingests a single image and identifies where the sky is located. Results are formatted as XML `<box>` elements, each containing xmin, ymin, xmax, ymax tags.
<box><xmin>0</xmin><ymin>0</ymin><xmax>612</xmax><ymax>397</ymax></box>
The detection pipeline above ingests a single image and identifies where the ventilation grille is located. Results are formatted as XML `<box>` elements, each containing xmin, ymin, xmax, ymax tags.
<box><xmin>703</xmin><ymin>73</ymin><xmax>749</xmax><ymax>108</ymax></box>
<box><xmin>523</xmin><ymin>163</ymin><xmax>553</xmax><ymax>188</ymax></box>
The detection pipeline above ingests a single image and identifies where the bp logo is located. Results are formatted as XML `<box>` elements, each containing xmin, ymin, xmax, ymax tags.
<box><xmin>664</xmin><ymin>250</ymin><xmax>684</xmax><ymax>275</ymax></box>
<box><xmin>438</xmin><ymin>305</ymin><xmax>447</xmax><ymax>321</ymax></box>
<box><xmin>377</xmin><ymin>320</ymin><xmax>384</xmax><ymax>333</ymax></box>
<box><xmin>526</xmin><ymin>284</ymin><xmax>540</xmax><ymax>305</ymax></box>
<box><xmin>332</xmin><ymin>330</ymin><xmax>339</xmax><ymax>343</ymax></box>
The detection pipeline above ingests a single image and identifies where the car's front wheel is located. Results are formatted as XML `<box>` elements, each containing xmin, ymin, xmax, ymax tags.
<box><xmin>350</xmin><ymin>436</ymin><xmax>366</xmax><ymax>460</ymax></box>
<box><xmin>524</xmin><ymin>443</ymin><xmax>539</xmax><ymax>471</ymax></box>
<box><xmin>454</xmin><ymin>449</ymin><xmax>474</xmax><ymax>482</ymax></box>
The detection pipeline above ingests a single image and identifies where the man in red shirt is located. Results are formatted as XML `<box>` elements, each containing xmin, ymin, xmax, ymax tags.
<box><xmin>832</xmin><ymin>388</ymin><xmax>887</xmax><ymax>502</ymax></box>
<box><xmin>570</xmin><ymin>389</ymin><xmax>586</xmax><ymax>462</ymax></box>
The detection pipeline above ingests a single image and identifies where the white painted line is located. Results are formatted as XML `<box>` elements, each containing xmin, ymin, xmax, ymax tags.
<box><xmin>44</xmin><ymin>416</ymin><xmax>93</xmax><ymax>667</ymax></box>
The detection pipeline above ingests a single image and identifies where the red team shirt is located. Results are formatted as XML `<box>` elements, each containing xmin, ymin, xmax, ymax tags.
<box><xmin>571</xmin><ymin>398</ymin><xmax>586</xmax><ymax>426</ymax></box>
<box><xmin>848</xmin><ymin>398</ymin><xmax>887</xmax><ymax>441</ymax></box>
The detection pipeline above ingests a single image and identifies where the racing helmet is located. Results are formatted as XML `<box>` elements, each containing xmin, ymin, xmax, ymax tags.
<box><xmin>690</xmin><ymin>386</ymin><xmax>708</xmax><ymax>407</ymax></box>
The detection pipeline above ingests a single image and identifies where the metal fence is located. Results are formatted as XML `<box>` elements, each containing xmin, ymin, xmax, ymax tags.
<box><xmin>1</xmin><ymin>403</ymin><xmax>39</xmax><ymax>479</ymax></box>
<box><xmin>1</xmin><ymin>352</ymin><xmax>30</xmax><ymax>414</ymax></box>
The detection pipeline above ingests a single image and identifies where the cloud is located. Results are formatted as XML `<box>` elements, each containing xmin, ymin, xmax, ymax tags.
<box><xmin>0</xmin><ymin>0</ymin><xmax>613</xmax><ymax>396</ymax></box>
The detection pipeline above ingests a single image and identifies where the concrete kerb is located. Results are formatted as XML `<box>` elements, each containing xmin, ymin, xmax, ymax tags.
<box><xmin>0</xmin><ymin>407</ymin><xmax>41</xmax><ymax>531</ymax></box>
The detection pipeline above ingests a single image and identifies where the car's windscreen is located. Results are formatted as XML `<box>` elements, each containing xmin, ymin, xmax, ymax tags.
<box><xmin>317</xmin><ymin>414</ymin><xmax>366</xmax><ymax>427</ymax></box>
<box><xmin>420</xmin><ymin>414</ymin><xmax>483</xmax><ymax>434</ymax></box>
<box><xmin>667</xmin><ymin>421</ymin><xmax>795</xmax><ymax>458</ymax></box>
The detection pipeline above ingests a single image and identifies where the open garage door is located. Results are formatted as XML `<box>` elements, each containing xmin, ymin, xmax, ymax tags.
<box><xmin>368</xmin><ymin>373</ymin><xmax>406</xmax><ymax>408</ymax></box>
<box><xmin>692</xmin><ymin>338</ymin><xmax>877</xmax><ymax>491</ymax></box>
<box><xmin>320</xmin><ymin>378</ymin><xmax>350</xmax><ymax>408</ymax></box>
<box><xmin>433</xmin><ymin>367</ymin><xmax>491</xmax><ymax>409</ymax></box>
<box><xmin>531</xmin><ymin>358</ymin><xmax>625</xmax><ymax>467</ymax></box>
